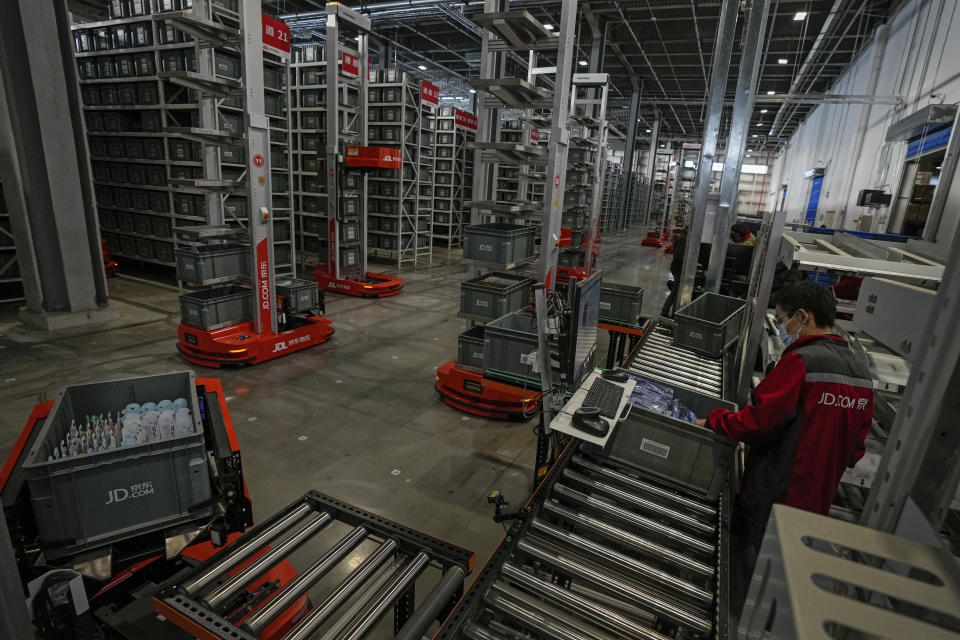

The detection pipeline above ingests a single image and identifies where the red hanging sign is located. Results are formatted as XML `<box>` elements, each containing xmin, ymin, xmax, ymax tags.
<box><xmin>454</xmin><ymin>109</ymin><xmax>478</xmax><ymax>131</ymax></box>
<box><xmin>261</xmin><ymin>14</ymin><xmax>290</xmax><ymax>60</ymax></box>
<box><xmin>420</xmin><ymin>80</ymin><xmax>440</xmax><ymax>106</ymax></box>
<box><xmin>341</xmin><ymin>52</ymin><xmax>360</xmax><ymax>78</ymax></box>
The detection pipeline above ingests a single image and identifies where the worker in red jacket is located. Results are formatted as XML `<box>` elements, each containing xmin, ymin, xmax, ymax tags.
<box><xmin>694</xmin><ymin>280</ymin><xmax>873</xmax><ymax>605</ymax></box>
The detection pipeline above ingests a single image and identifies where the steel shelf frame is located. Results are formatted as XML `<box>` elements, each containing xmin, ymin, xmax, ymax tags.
<box><xmin>366</xmin><ymin>71</ymin><xmax>433</xmax><ymax>268</ymax></box>
<box><xmin>72</xmin><ymin>0</ymin><xmax>294</xmax><ymax>277</ymax></box>
<box><xmin>433</xmin><ymin>107</ymin><xmax>477</xmax><ymax>249</ymax></box>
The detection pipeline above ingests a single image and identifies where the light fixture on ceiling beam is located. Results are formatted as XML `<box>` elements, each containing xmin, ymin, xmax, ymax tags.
<box><xmin>778</xmin><ymin>58</ymin><xmax>788</xmax><ymax>64</ymax></box>
<box><xmin>766</xmin><ymin>90</ymin><xmax>775</xmax><ymax>95</ymax></box>
<box><xmin>760</xmin><ymin>109</ymin><xmax>768</xmax><ymax>113</ymax></box>
<box><xmin>418</xmin><ymin>64</ymin><xmax>427</xmax><ymax>70</ymax></box>
<box><xmin>646</xmin><ymin>129</ymin><xmax>651</xmax><ymax>133</ymax></box>
<box><xmin>543</xmin><ymin>23</ymin><xmax>554</xmax><ymax>29</ymax></box>
<box><xmin>793</xmin><ymin>11</ymin><xmax>807</xmax><ymax>20</ymax></box>
<box><xmin>469</xmin><ymin>88</ymin><xmax>477</xmax><ymax>93</ymax></box>
<box><xmin>578</xmin><ymin>60</ymin><xmax>588</xmax><ymax>66</ymax></box>
<box><xmin>752</xmin><ymin>134</ymin><xmax>758</xmax><ymax>138</ymax></box>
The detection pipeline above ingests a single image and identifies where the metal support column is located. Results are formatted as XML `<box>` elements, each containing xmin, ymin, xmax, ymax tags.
<box><xmin>642</xmin><ymin>116</ymin><xmax>660</xmax><ymax>228</ymax></box>
<box><xmin>537</xmin><ymin>0</ymin><xmax>579</xmax><ymax>286</ymax></box>
<box><xmin>861</xmin><ymin>197</ymin><xmax>960</xmax><ymax>533</ymax></box>
<box><xmin>677</xmin><ymin>0</ymin><xmax>739</xmax><ymax>307</ymax></box>
<box><xmin>618</xmin><ymin>78</ymin><xmax>642</xmax><ymax>233</ymax></box>
<box><xmin>704</xmin><ymin>0</ymin><xmax>771</xmax><ymax>292</ymax></box>
<box><xmin>0</xmin><ymin>0</ymin><xmax>110</xmax><ymax>330</ymax></box>
<box><xmin>240</xmin><ymin>0</ymin><xmax>276</xmax><ymax>336</ymax></box>
<box><xmin>195</xmin><ymin>0</ymin><xmax>225</xmax><ymax>227</ymax></box>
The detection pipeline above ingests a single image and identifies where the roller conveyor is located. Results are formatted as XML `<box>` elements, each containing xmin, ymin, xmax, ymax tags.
<box><xmin>626</xmin><ymin>324</ymin><xmax>725</xmax><ymax>398</ymax></box>
<box><xmin>434</xmin><ymin>441</ymin><xmax>734</xmax><ymax>640</ymax></box>
<box><xmin>153</xmin><ymin>491</ymin><xmax>475</xmax><ymax>640</ymax></box>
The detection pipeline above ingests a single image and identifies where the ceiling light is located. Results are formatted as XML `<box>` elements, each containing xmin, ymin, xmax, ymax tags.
<box><xmin>578</xmin><ymin>60</ymin><xmax>588</xmax><ymax>66</ymax></box>
<box><xmin>418</xmin><ymin>64</ymin><xmax>427</xmax><ymax>70</ymax></box>
<box><xmin>469</xmin><ymin>88</ymin><xmax>477</xmax><ymax>94</ymax></box>
<box><xmin>746</xmin><ymin>154</ymin><xmax>752</xmax><ymax>158</ymax></box>
<box><xmin>659</xmin><ymin>144</ymin><xmax>665</xmax><ymax>148</ymax></box>
<box><xmin>793</xmin><ymin>11</ymin><xmax>807</xmax><ymax>20</ymax></box>
<box><xmin>760</xmin><ymin>109</ymin><xmax>768</xmax><ymax>113</ymax></box>
<box><xmin>752</xmin><ymin>134</ymin><xmax>758</xmax><ymax>138</ymax></box>
<box><xmin>766</xmin><ymin>90</ymin><xmax>775</xmax><ymax>95</ymax></box>
<box><xmin>543</xmin><ymin>23</ymin><xmax>554</xmax><ymax>29</ymax></box>
<box><xmin>778</xmin><ymin>58</ymin><xmax>788</xmax><ymax>64</ymax></box>
<box><xmin>747</xmin><ymin>148</ymin><xmax>753</xmax><ymax>152</ymax></box>
<box><xmin>646</xmin><ymin>129</ymin><xmax>652</xmax><ymax>133</ymax></box>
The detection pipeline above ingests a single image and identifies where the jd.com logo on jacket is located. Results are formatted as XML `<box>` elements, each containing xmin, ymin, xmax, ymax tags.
<box><xmin>817</xmin><ymin>392</ymin><xmax>869</xmax><ymax>410</ymax></box>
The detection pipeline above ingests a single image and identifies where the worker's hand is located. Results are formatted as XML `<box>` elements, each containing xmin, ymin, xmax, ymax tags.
<box><xmin>693</xmin><ymin>418</ymin><xmax>708</xmax><ymax>428</ymax></box>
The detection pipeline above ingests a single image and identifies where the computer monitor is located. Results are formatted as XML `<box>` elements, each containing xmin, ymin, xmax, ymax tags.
<box><xmin>565</xmin><ymin>270</ymin><xmax>602</xmax><ymax>385</ymax></box>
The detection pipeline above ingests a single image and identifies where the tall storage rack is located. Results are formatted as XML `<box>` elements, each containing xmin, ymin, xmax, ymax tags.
<box><xmin>366</xmin><ymin>70</ymin><xmax>434</xmax><ymax>268</ymax></box>
<box><xmin>72</xmin><ymin>0</ymin><xmax>293</xmax><ymax>277</ymax></box>
<box><xmin>433</xmin><ymin>108</ymin><xmax>478</xmax><ymax>249</ymax></box>
<box><xmin>599</xmin><ymin>159</ymin><xmax>622</xmax><ymax>233</ymax></box>
<box><xmin>435</xmin><ymin>0</ymin><xmax>581</xmax><ymax>420</ymax></box>
<box><xmin>557</xmin><ymin>74</ymin><xmax>609</xmax><ymax>281</ymax></box>
<box><xmin>0</xmin><ymin>180</ymin><xmax>24</xmax><ymax>305</ymax></box>
<box><xmin>289</xmin><ymin>45</ymin><xmax>346</xmax><ymax>269</ymax></box>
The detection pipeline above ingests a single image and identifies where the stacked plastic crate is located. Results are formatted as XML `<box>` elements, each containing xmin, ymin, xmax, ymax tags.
<box><xmin>433</xmin><ymin>108</ymin><xmax>477</xmax><ymax>249</ymax></box>
<box><xmin>366</xmin><ymin>70</ymin><xmax>432</xmax><ymax>268</ymax></box>
<box><xmin>72</xmin><ymin>0</ymin><xmax>292</xmax><ymax>275</ymax></box>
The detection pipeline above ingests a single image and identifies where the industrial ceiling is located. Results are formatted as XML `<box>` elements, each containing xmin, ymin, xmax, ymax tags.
<box><xmin>70</xmin><ymin>0</ymin><xmax>899</xmax><ymax>154</ymax></box>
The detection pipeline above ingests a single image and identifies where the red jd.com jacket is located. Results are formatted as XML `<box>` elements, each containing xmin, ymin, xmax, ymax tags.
<box><xmin>706</xmin><ymin>334</ymin><xmax>873</xmax><ymax>541</ymax></box>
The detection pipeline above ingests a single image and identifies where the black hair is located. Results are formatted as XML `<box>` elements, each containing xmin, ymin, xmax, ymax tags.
<box><xmin>731</xmin><ymin>222</ymin><xmax>750</xmax><ymax>236</ymax></box>
<box><xmin>771</xmin><ymin>280</ymin><xmax>836</xmax><ymax>328</ymax></box>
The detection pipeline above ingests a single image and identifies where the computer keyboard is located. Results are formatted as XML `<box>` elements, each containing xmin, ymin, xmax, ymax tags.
<box><xmin>581</xmin><ymin>377</ymin><xmax>626</xmax><ymax>419</ymax></box>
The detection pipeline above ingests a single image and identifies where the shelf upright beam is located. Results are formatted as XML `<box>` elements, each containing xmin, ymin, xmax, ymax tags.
<box><xmin>678</xmin><ymin>0</ymin><xmax>739</xmax><ymax>308</ymax></box>
<box><xmin>704</xmin><ymin>0</ymin><xmax>771</xmax><ymax>292</ymax></box>
<box><xmin>195</xmin><ymin>0</ymin><xmax>225</xmax><ymax>227</ymax></box>
<box><xmin>239</xmin><ymin>0</ymin><xmax>275</xmax><ymax>335</ymax></box>
<box><xmin>618</xmin><ymin>77</ymin><xmax>641</xmax><ymax>233</ymax></box>
<box><xmin>537</xmin><ymin>0</ymin><xmax>578</xmax><ymax>286</ymax></box>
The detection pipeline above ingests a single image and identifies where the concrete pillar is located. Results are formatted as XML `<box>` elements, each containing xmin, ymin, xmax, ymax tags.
<box><xmin>0</xmin><ymin>0</ymin><xmax>111</xmax><ymax>330</ymax></box>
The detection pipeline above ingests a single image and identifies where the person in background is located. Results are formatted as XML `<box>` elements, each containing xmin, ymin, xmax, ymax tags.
<box><xmin>730</xmin><ymin>222</ymin><xmax>757</xmax><ymax>246</ymax></box>
<box><xmin>693</xmin><ymin>280</ymin><xmax>873</xmax><ymax>606</ymax></box>
<box><xmin>660</xmin><ymin>228</ymin><xmax>686</xmax><ymax>317</ymax></box>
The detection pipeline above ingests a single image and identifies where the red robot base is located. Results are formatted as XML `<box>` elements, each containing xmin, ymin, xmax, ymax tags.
<box><xmin>435</xmin><ymin>361</ymin><xmax>541</xmax><ymax>421</ymax></box>
<box><xmin>313</xmin><ymin>266</ymin><xmax>403</xmax><ymax>298</ymax></box>
<box><xmin>177</xmin><ymin>315</ymin><xmax>334</xmax><ymax>368</ymax></box>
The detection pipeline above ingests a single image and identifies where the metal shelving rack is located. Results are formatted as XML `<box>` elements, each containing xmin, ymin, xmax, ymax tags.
<box><xmin>0</xmin><ymin>180</ymin><xmax>24</xmax><ymax>305</ymax></box>
<box><xmin>558</xmin><ymin>74</ymin><xmax>609</xmax><ymax>277</ymax></box>
<box><xmin>599</xmin><ymin>159</ymin><xmax>622</xmax><ymax>233</ymax></box>
<box><xmin>71</xmin><ymin>0</ymin><xmax>292</xmax><ymax>276</ymax></box>
<box><xmin>366</xmin><ymin>70</ymin><xmax>432</xmax><ymax>268</ymax></box>
<box><xmin>433</xmin><ymin>107</ymin><xmax>477</xmax><ymax>248</ymax></box>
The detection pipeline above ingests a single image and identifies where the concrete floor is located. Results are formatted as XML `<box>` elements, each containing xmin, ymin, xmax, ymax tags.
<box><xmin>0</xmin><ymin>230</ymin><xmax>670</xmax><ymax>573</ymax></box>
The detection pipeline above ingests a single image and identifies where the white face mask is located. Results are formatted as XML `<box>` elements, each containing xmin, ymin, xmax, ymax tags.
<box><xmin>777</xmin><ymin>311</ymin><xmax>802</xmax><ymax>346</ymax></box>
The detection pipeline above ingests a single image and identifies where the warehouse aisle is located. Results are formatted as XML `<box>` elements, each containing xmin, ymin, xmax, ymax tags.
<box><xmin>0</xmin><ymin>230</ymin><xmax>670</xmax><ymax>564</ymax></box>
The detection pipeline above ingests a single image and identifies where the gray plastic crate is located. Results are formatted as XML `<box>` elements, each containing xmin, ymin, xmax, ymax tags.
<box><xmin>179</xmin><ymin>284</ymin><xmax>252</xmax><ymax>330</ymax></box>
<box><xmin>599</xmin><ymin>282</ymin><xmax>644</xmax><ymax>325</ymax></box>
<box><xmin>484</xmin><ymin>310</ymin><xmax>557</xmax><ymax>385</ymax></box>
<box><xmin>463</xmin><ymin>223</ymin><xmax>535</xmax><ymax>266</ymax></box>
<box><xmin>673</xmin><ymin>292</ymin><xmax>746</xmax><ymax>357</ymax></box>
<box><xmin>591</xmin><ymin>380</ymin><xmax>737</xmax><ymax>500</ymax></box>
<box><xmin>276</xmin><ymin>278</ymin><xmax>319</xmax><ymax>313</ymax></box>
<box><xmin>460</xmin><ymin>271</ymin><xmax>533</xmax><ymax>321</ymax></box>
<box><xmin>175</xmin><ymin>243</ymin><xmax>248</xmax><ymax>285</ymax></box>
<box><xmin>22</xmin><ymin>372</ymin><xmax>211</xmax><ymax>557</ymax></box>
<box><xmin>457</xmin><ymin>325</ymin><xmax>485</xmax><ymax>370</ymax></box>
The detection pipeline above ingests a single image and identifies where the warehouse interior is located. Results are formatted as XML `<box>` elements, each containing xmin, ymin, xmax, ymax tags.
<box><xmin>1</xmin><ymin>0</ymin><xmax>959</xmax><ymax>639</ymax></box>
